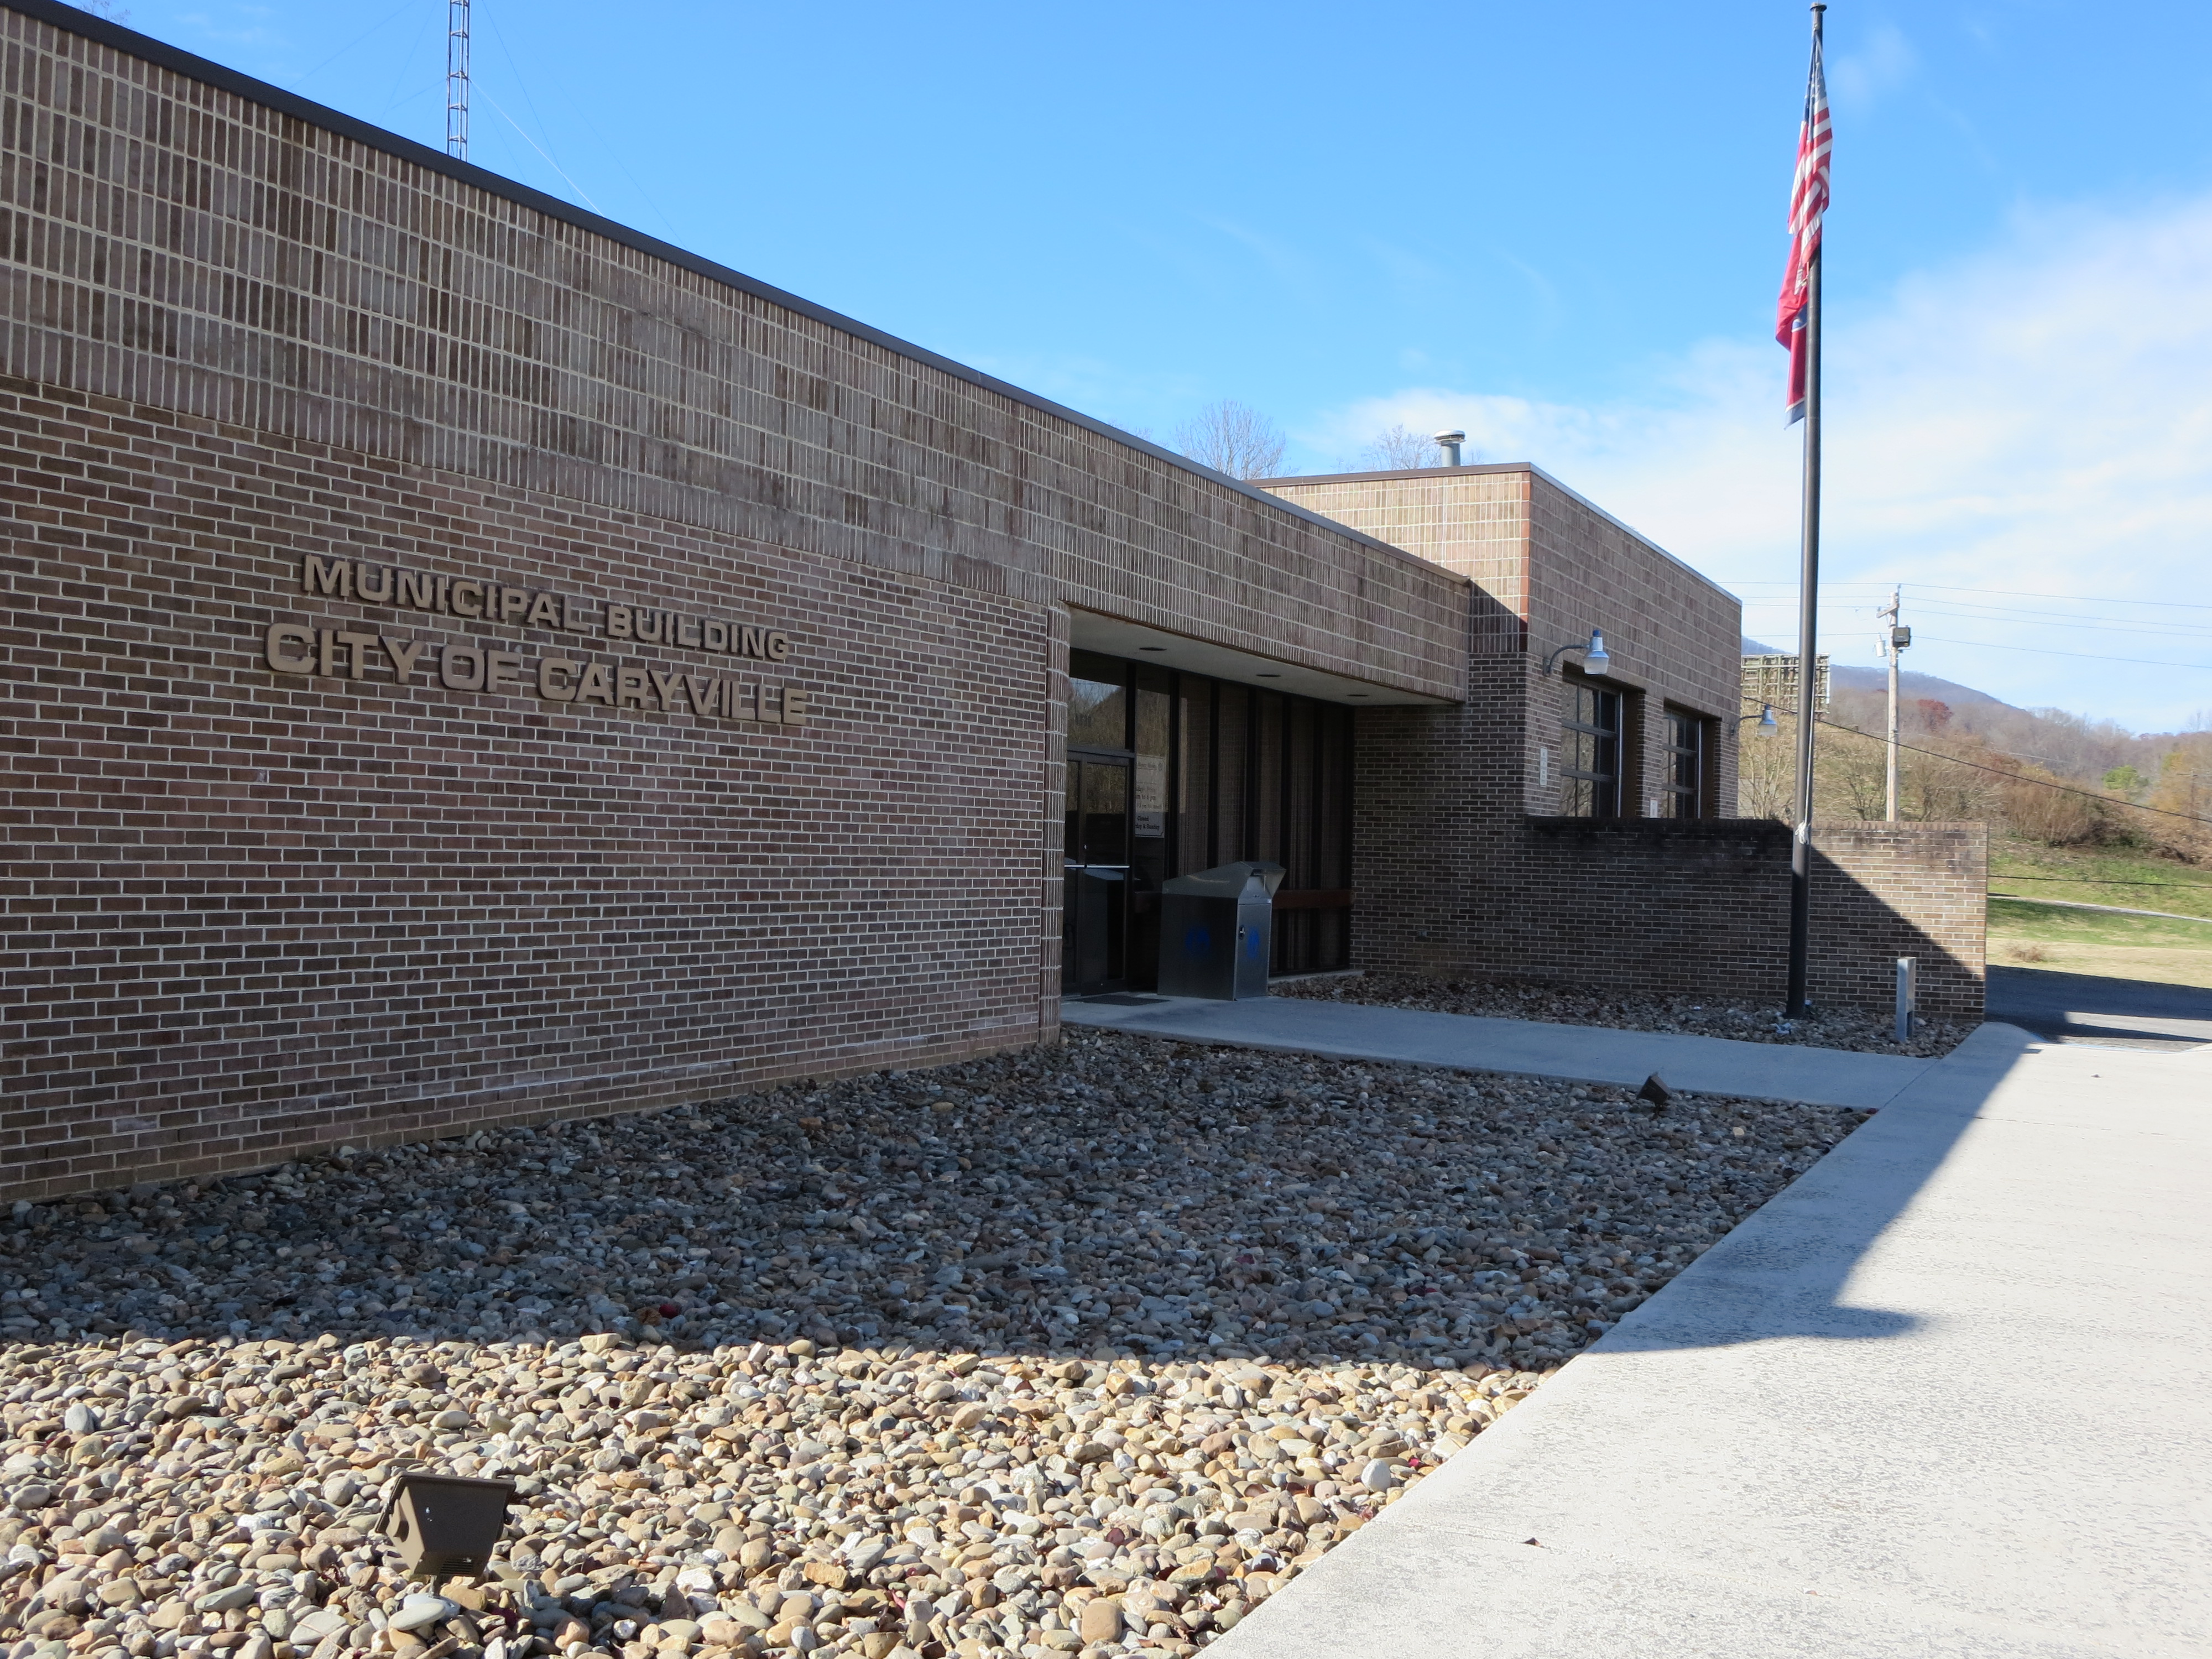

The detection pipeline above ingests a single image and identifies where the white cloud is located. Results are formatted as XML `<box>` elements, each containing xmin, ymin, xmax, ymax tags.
<box><xmin>1303</xmin><ymin>195</ymin><xmax>2212</xmax><ymax>733</ymax></box>
<box><xmin>1830</xmin><ymin>24</ymin><xmax>1919</xmax><ymax>110</ymax></box>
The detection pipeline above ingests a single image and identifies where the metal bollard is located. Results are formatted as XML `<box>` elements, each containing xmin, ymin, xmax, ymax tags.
<box><xmin>1895</xmin><ymin>956</ymin><xmax>1918</xmax><ymax>1043</ymax></box>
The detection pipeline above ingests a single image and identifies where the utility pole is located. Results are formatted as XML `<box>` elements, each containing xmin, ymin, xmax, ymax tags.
<box><xmin>446</xmin><ymin>0</ymin><xmax>471</xmax><ymax>161</ymax></box>
<box><xmin>1878</xmin><ymin>588</ymin><xmax>1910</xmax><ymax>822</ymax></box>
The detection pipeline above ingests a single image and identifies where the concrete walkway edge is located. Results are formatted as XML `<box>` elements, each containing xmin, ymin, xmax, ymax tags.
<box><xmin>1063</xmin><ymin>993</ymin><xmax>1937</xmax><ymax>1110</ymax></box>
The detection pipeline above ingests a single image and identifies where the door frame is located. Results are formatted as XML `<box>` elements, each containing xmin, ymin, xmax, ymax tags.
<box><xmin>1062</xmin><ymin>749</ymin><xmax>1135</xmax><ymax>994</ymax></box>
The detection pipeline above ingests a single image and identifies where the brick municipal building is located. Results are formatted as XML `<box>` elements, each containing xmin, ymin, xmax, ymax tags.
<box><xmin>0</xmin><ymin>2</ymin><xmax>1985</xmax><ymax>1203</ymax></box>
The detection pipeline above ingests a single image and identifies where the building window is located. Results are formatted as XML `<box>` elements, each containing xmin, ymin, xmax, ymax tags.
<box><xmin>1561</xmin><ymin>681</ymin><xmax>1621</xmax><ymax>817</ymax></box>
<box><xmin>1662</xmin><ymin>709</ymin><xmax>1706</xmax><ymax>818</ymax></box>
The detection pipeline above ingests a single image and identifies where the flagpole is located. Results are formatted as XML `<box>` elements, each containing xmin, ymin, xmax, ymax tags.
<box><xmin>1786</xmin><ymin>1</ymin><xmax>1825</xmax><ymax>1019</ymax></box>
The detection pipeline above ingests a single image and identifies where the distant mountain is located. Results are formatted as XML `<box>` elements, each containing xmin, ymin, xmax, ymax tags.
<box><xmin>1741</xmin><ymin>638</ymin><xmax>2012</xmax><ymax>711</ymax></box>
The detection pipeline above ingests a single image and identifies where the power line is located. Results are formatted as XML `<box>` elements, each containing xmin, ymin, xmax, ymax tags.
<box><xmin>1735</xmin><ymin>580</ymin><xmax>2212</xmax><ymax>611</ymax></box>
<box><xmin>1757</xmin><ymin>705</ymin><xmax>2212</xmax><ymax>828</ymax></box>
<box><xmin>1747</xmin><ymin>623</ymin><xmax>2212</xmax><ymax>667</ymax></box>
<box><xmin>286</xmin><ymin>0</ymin><xmax>412</xmax><ymax>89</ymax></box>
<box><xmin>1743</xmin><ymin>594</ymin><xmax>2212</xmax><ymax>637</ymax></box>
<box><xmin>479</xmin><ymin>90</ymin><xmax>602</xmax><ymax>211</ymax></box>
<box><xmin>1911</xmin><ymin>582</ymin><xmax>2212</xmax><ymax>611</ymax></box>
<box><xmin>1905</xmin><ymin>603</ymin><xmax>2212</xmax><ymax>640</ymax></box>
<box><xmin>1908</xmin><ymin>634</ymin><xmax>2211</xmax><ymax>670</ymax></box>
<box><xmin>479</xmin><ymin>4</ymin><xmax>602</xmax><ymax>215</ymax></box>
<box><xmin>1994</xmin><ymin>875</ymin><xmax>2212</xmax><ymax>888</ymax></box>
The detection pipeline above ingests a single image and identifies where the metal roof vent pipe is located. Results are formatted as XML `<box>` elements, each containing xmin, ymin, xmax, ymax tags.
<box><xmin>1434</xmin><ymin>429</ymin><xmax>1466</xmax><ymax>467</ymax></box>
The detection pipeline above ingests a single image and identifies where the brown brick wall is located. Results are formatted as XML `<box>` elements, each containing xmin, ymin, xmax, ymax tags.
<box><xmin>0</xmin><ymin>379</ymin><xmax>1064</xmax><ymax>1201</ymax></box>
<box><xmin>1261</xmin><ymin>467</ymin><xmax>1742</xmax><ymax>821</ymax></box>
<box><xmin>0</xmin><ymin>4</ymin><xmax>1477</xmax><ymax>1203</ymax></box>
<box><xmin>0</xmin><ymin>3</ymin><xmax>1469</xmax><ymax>699</ymax></box>
<box><xmin>1350</xmin><ymin>692</ymin><xmax>1985</xmax><ymax>1020</ymax></box>
<box><xmin>1812</xmin><ymin>823</ymin><xmax>1986</xmax><ymax>1019</ymax></box>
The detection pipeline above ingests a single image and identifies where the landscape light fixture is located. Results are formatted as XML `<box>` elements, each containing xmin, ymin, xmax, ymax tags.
<box><xmin>1433</xmin><ymin>429</ymin><xmax>1467</xmax><ymax>467</ymax></box>
<box><xmin>378</xmin><ymin>1472</ymin><xmax>517</xmax><ymax>1582</ymax></box>
<box><xmin>1541</xmin><ymin>629</ymin><xmax>1610</xmax><ymax>677</ymax></box>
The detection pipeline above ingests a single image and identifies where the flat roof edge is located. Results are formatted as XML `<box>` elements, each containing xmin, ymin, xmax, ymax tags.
<box><xmin>1258</xmin><ymin>463</ymin><xmax>1742</xmax><ymax>607</ymax></box>
<box><xmin>2</xmin><ymin>0</ymin><xmax>1460</xmax><ymax>586</ymax></box>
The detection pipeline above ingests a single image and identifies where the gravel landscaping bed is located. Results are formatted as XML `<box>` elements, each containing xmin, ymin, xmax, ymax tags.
<box><xmin>1275</xmin><ymin>970</ymin><xmax>1971</xmax><ymax>1057</ymax></box>
<box><xmin>0</xmin><ymin>1030</ymin><xmax>1867</xmax><ymax>1659</ymax></box>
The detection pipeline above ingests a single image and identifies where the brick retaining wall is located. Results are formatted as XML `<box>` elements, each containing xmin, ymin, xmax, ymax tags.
<box><xmin>1350</xmin><ymin>698</ymin><xmax>1986</xmax><ymax>1019</ymax></box>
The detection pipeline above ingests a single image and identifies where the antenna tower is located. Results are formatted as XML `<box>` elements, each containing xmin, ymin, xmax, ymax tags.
<box><xmin>445</xmin><ymin>0</ymin><xmax>471</xmax><ymax>160</ymax></box>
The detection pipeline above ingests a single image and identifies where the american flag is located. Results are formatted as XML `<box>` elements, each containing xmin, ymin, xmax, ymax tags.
<box><xmin>1776</xmin><ymin>31</ymin><xmax>1831</xmax><ymax>424</ymax></box>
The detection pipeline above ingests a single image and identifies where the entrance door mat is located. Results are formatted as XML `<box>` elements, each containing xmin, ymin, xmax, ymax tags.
<box><xmin>1081</xmin><ymin>993</ymin><xmax>1168</xmax><ymax>1006</ymax></box>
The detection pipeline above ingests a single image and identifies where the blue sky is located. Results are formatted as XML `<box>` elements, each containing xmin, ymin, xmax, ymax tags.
<box><xmin>101</xmin><ymin>0</ymin><xmax>2212</xmax><ymax>731</ymax></box>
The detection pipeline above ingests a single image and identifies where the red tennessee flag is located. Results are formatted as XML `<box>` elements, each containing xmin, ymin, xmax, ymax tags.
<box><xmin>1776</xmin><ymin>33</ymin><xmax>1830</xmax><ymax>423</ymax></box>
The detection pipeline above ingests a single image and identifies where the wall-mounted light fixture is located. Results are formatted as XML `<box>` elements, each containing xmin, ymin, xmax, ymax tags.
<box><xmin>1540</xmin><ymin>629</ymin><xmax>1610</xmax><ymax>677</ymax></box>
<box><xmin>1740</xmin><ymin>703</ymin><xmax>1780</xmax><ymax>735</ymax></box>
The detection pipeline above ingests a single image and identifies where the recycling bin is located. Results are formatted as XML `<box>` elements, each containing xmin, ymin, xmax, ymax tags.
<box><xmin>1157</xmin><ymin>860</ymin><xmax>1285</xmax><ymax>999</ymax></box>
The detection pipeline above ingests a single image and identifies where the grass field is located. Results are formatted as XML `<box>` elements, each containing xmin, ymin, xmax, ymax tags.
<box><xmin>1987</xmin><ymin>838</ymin><xmax>2212</xmax><ymax>987</ymax></box>
<box><xmin>1990</xmin><ymin>839</ymin><xmax>2212</xmax><ymax>919</ymax></box>
<box><xmin>1988</xmin><ymin>896</ymin><xmax>2212</xmax><ymax>988</ymax></box>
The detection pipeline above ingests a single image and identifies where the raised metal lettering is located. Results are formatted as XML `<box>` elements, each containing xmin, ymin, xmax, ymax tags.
<box><xmin>382</xmin><ymin>637</ymin><xmax>427</xmax><ymax>680</ymax></box>
<box><xmin>441</xmin><ymin>646</ymin><xmax>486</xmax><ymax>691</ymax></box>
<box><xmin>302</xmin><ymin>556</ymin><xmax>352</xmax><ymax>598</ymax></box>
<box><xmin>265</xmin><ymin>623</ymin><xmax>314</xmax><ymax>674</ymax></box>
<box><xmin>575</xmin><ymin>662</ymin><xmax>615</xmax><ymax>705</ymax></box>
<box><xmin>539</xmin><ymin>658</ymin><xmax>580</xmax><ymax>701</ymax></box>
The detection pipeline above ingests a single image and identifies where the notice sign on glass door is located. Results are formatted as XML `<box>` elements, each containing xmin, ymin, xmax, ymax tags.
<box><xmin>1134</xmin><ymin>754</ymin><xmax>1167</xmax><ymax>838</ymax></box>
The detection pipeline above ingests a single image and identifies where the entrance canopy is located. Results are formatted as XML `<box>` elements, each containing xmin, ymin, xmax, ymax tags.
<box><xmin>1070</xmin><ymin>610</ymin><xmax>1457</xmax><ymax>709</ymax></box>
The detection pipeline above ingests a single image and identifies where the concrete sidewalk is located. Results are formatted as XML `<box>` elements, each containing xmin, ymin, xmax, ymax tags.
<box><xmin>1211</xmin><ymin>1025</ymin><xmax>2212</xmax><ymax>1658</ymax></box>
<box><xmin>1063</xmin><ymin>992</ymin><xmax>1934</xmax><ymax>1109</ymax></box>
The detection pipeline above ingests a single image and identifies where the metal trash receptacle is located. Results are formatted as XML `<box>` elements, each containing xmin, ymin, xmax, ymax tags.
<box><xmin>1158</xmin><ymin>861</ymin><xmax>1285</xmax><ymax>999</ymax></box>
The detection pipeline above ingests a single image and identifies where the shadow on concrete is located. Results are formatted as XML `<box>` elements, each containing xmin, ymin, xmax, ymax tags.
<box><xmin>1986</xmin><ymin>963</ymin><xmax>2212</xmax><ymax>1051</ymax></box>
<box><xmin>1592</xmin><ymin>1024</ymin><xmax>2043</xmax><ymax>1352</ymax></box>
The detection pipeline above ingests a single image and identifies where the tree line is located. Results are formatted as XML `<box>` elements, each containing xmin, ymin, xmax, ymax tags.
<box><xmin>1739</xmin><ymin>689</ymin><xmax>2212</xmax><ymax>862</ymax></box>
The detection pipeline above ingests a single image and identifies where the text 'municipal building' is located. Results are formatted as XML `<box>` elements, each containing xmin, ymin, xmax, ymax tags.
<box><xmin>0</xmin><ymin>1</ymin><xmax>1984</xmax><ymax>1202</ymax></box>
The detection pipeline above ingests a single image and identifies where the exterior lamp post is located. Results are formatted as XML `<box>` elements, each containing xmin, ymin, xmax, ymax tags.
<box><xmin>1541</xmin><ymin>629</ymin><xmax>1610</xmax><ymax>677</ymax></box>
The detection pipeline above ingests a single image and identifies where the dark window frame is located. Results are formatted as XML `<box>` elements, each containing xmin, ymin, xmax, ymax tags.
<box><xmin>1561</xmin><ymin>676</ymin><xmax>1623</xmax><ymax>818</ymax></box>
<box><xmin>1661</xmin><ymin>707</ymin><xmax>1709</xmax><ymax>820</ymax></box>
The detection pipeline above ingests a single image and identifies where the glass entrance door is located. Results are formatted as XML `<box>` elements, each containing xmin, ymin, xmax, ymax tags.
<box><xmin>1062</xmin><ymin>756</ymin><xmax>1131</xmax><ymax>993</ymax></box>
